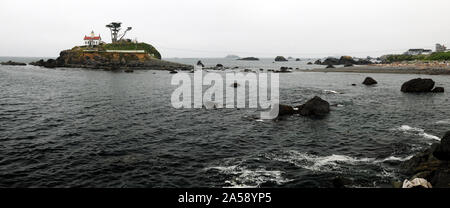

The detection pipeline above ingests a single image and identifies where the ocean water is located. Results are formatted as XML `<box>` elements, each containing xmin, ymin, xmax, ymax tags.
<box><xmin>1</xmin><ymin>58</ymin><xmax>449</xmax><ymax>188</ymax></box>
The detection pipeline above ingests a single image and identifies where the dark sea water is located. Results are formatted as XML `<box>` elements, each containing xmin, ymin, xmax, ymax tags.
<box><xmin>1</xmin><ymin>58</ymin><xmax>450</xmax><ymax>188</ymax></box>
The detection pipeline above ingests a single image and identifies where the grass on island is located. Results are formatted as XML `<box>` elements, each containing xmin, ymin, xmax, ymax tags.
<box><xmin>385</xmin><ymin>51</ymin><xmax>450</xmax><ymax>63</ymax></box>
<box><xmin>75</xmin><ymin>42</ymin><xmax>162</xmax><ymax>59</ymax></box>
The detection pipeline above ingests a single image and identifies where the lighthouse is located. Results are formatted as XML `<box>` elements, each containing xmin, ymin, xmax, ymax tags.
<box><xmin>83</xmin><ymin>31</ymin><xmax>101</xmax><ymax>47</ymax></box>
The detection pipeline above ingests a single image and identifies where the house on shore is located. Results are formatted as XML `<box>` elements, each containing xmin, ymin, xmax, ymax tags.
<box><xmin>403</xmin><ymin>49</ymin><xmax>432</xmax><ymax>56</ymax></box>
<box><xmin>436</xmin><ymin>44</ymin><xmax>447</xmax><ymax>52</ymax></box>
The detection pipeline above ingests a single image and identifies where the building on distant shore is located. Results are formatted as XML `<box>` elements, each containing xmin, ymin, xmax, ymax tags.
<box><xmin>403</xmin><ymin>48</ymin><xmax>432</xmax><ymax>55</ymax></box>
<box><xmin>436</xmin><ymin>44</ymin><xmax>447</xmax><ymax>52</ymax></box>
<box><xmin>84</xmin><ymin>31</ymin><xmax>102</xmax><ymax>47</ymax></box>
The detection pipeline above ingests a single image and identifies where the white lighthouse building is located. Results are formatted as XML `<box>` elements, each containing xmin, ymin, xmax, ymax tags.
<box><xmin>84</xmin><ymin>31</ymin><xmax>101</xmax><ymax>47</ymax></box>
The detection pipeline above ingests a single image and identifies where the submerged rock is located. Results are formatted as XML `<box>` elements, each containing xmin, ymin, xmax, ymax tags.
<box><xmin>297</xmin><ymin>96</ymin><xmax>330</xmax><ymax>117</ymax></box>
<box><xmin>362</xmin><ymin>77</ymin><xmax>378</xmax><ymax>85</ymax></box>
<box><xmin>401</xmin><ymin>78</ymin><xmax>435</xmax><ymax>93</ymax></box>
<box><xmin>432</xmin><ymin>87</ymin><xmax>445</xmax><ymax>93</ymax></box>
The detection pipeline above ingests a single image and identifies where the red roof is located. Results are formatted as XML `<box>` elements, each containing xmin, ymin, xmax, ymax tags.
<box><xmin>84</xmin><ymin>36</ymin><xmax>101</xmax><ymax>40</ymax></box>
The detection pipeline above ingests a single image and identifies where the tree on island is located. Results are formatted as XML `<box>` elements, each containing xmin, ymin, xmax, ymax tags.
<box><xmin>106</xmin><ymin>22</ymin><xmax>132</xmax><ymax>43</ymax></box>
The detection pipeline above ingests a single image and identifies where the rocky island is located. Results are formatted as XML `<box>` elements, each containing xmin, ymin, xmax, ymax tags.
<box><xmin>30</xmin><ymin>22</ymin><xmax>192</xmax><ymax>71</ymax></box>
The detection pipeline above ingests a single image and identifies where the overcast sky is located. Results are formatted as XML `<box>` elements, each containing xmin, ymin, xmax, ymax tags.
<box><xmin>1</xmin><ymin>0</ymin><xmax>450</xmax><ymax>58</ymax></box>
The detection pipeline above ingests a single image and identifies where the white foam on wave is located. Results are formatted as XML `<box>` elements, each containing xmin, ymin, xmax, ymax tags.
<box><xmin>393</xmin><ymin>125</ymin><xmax>441</xmax><ymax>141</ymax></box>
<box><xmin>436</xmin><ymin>119</ymin><xmax>450</xmax><ymax>125</ymax></box>
<box><xmin>266</xmin><ymin>150</ymin><xmax>413</xmax><ymax>173</ymax></box>
<box><xmin>205</xmin><ymin>165</ymin><xmax>292</xmax><ymax>188</ymax></box>
<box><xmin>266</xmin><ymin>151</ymin><xmax>374</xmax><ymax>172</ymax></box>
<box><xmin>323</xmin><ymin>90</ymin><xmax>343</xmax><ymax>94</ymax></box>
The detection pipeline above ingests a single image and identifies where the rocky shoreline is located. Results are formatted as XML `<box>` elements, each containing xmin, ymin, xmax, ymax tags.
<box><xmin>401</xmin><ymin>132</ymin><xmax>450</xmax><ymax>188</ymax></box>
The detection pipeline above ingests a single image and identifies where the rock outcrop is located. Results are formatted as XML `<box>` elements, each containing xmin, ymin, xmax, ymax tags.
<box><xmin>401</xmin><ymin>78</ymin><xmax>436</xmax><ymax>93</ymax></box>
<box><xmin>402</xmin><ymin>131</ymin><xmax>450</xmax><ymax>188</ymax></box>
<box><xmin>275</xmin><ymin>56</ymin><xmax>288</xmax><ymax>62</ymax></box>
<box><xmin>362</xmin><ymin>77</ymin><xmax>377</xmax><ymax>85</ymax></box>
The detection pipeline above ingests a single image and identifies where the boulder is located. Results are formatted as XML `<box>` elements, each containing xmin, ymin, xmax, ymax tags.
<box><xmin>322</xmin><ymin>57</ymin><xmax>340</xmax><ymax>65</ymax></box>
<box><xmin>216</xmin><ymin>64</ymin><xmax>223</xmax><ymax>68</ymax></box>
<box><xmin>339</xmin><ymin>56</ymin><xmax>356</xmax><ymax>65</ymax></box>
<box><xmin>307</xmin><ymin>62</ymin><xmax>313</xmax><ymax>65</ymax></box>
<box><xmin>314</xmin><ymin>59</ymin><xmax>322</xmax><ymax>65</ymax></box>
<box><xmin>432</xmin><ymin>87</ymin><xmax>445</xmax><ymax>93</ymax></box>
<box><xmin>326</xmin><ymin>65</ymin><xmax>335</xmax><ymax>68</ymax></box>
<box><xmin>296</xmin><ymin>58</ymin><xmax>301</xmax><ymax>61</ymax></box>
<box><xmin>362</xmin><ymin>77</ymin><xmax>378</xmax><ymax>85</ymax></box>
<box><xmin>275</xmin><ymin>56</ymin><xmax>288</xmax><ymax>62</ymax></box>
<box><xmin>433</xmin><ymin>131</ymin><xmax>450</xmax><ymax>161</ymax></box>
<box><xmin>278</xmin><ymin>104</ymin><xmax>295</xmax><ymax>116</ymax></box>
<box><xmin>297</xmin><ymin>96</ymin><xmax>330</xmax><ymax>117</ymax></box>
<box><xmin>401</xmin><ymin>78</ymin><xmax>435</xmax><ymax>93</ymax></box>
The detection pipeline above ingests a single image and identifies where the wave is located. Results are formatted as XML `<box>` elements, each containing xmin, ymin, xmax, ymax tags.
<box><xmin>436</xmin><ymin>119</ymin><xmax>450</xmax><ymax>125</ymax></box>
<box><xmin>205</xmin><ymin>165</ymin><xmax>292</xmax><ymax>188</ymax></box>
<box><xmin>323</xmin><ymin>90</ymin><xmax>343</xmax><ymax>94</ymax></box>
<box><xmin>393</xmin><ymin>125</ymin><xmax>440</xmax><ymax>141</ymax></box>
<box><xmin>265</xmin><ymin>150</ymin><xmax>412</xmax><ymax>173</ymax></box>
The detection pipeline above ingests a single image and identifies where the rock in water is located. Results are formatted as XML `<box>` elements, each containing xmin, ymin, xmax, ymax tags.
<box><xmin>314</xmin><ymin>59</ymin><xmax>322</xmax><ymax>65</ymax></box>
<box><xmin>298</xmin><ymin>96</ymin><xmax>330</xmax><ymax>117</ymax></box>
<box><xmin>362</xmin><ymin>77</ymin><xmax>377</xmax><ymax>85</ymax></box>
<box><xmin>432</xmin><ymin>87</ymin><xmax>445</xmax><ymax>93</ymax></box>
<box><xmin>1</xmin><ymin>60</ymin><xmax>27</xmax><ymax>66</ymax></box>
<box><xmin>401</xmin><ymin>78</ymin><xmax>435</xmax><ymax>93</ymax></box>
<box><xmin>275</xmin><ymin>56</ymin><xmax>288</xmax><ymax>62</ymax></box>
<box><xmin>278</xmin><ymin>104</ymin><xmax>295</xmax><ymax>116</ymax></box>
<box><xmin>307</xmin><ymin>62</ymin><xmax>313</xmax><ymax>65</ymax></box>
<box><xmin>433</xmin><ymin>131</ymin><xmax>450</xmax><ymax>161</ymax></box>
<box><xmin>326</xmin><ymin>65</ymin><xmax>335</xmax><ymax>68</ymax></box>
<box><xmin>231</xmin><ymin>82</ymin><xmax>240</xmax><ymax>88</ymax></box>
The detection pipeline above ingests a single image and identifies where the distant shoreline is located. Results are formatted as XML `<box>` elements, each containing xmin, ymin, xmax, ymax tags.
<box><xmin>303</xmin><ymin>65</ymin><xmax>450</xmax><ymax>75</ymax></box>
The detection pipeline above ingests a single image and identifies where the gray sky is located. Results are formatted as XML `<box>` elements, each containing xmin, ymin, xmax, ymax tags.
<box><xmin>1</xmin><ymin>0</ymin><xmax>450</xmax><ymax>58</ymax></box>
